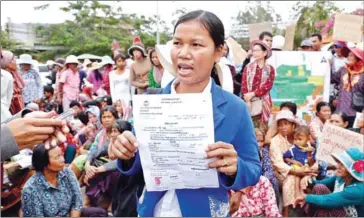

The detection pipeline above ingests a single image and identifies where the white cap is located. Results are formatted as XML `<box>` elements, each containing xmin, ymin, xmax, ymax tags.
<box><xmin>18</xmin><ymin>54</ymin><xmax>33</xmax><ymax>65</ymax></box>
<box><xmin>65</xmin><ymin>55</ymin><xmax>80</xmax><ymax>65</ymax></box>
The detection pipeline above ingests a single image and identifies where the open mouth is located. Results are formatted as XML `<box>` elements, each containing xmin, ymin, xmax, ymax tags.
<box><xmin>177</xmin><ymin>63</ymin><xmax>193</xmax><ymax>76</ymax></box>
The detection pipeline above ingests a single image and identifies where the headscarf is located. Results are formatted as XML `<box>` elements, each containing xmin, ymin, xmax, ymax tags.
<box><xmin>1</xmin><ymin>50</ymin><xmax>25</xmax><ymax>89</ymax></box>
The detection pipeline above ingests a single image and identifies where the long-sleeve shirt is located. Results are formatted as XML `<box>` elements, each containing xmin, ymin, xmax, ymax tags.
<box><xmin>241</xmin><ymin>64</ymin><xmax>275</xmax><ymax>97</ymax></box>
<box><xmin>21</xmin><ymin>69</ymin><xmax>43</xmax><ymax>103</ymax></box>
<box><xmin>309</xmin><ymin>116</ymin><xmax>324</xmax><ymax>141</ymax></box>
<box><xmin>306</xmin><ymin>176</ymin><xmax>364</xmax><ymax>217</ymax></box>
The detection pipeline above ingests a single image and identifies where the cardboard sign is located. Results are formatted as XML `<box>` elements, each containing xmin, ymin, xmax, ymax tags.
<box><xmin>316</xmin><ymin>124</ymin><xmax>364</xmax><ymax>165</ymax></box>
<box><xmin>333</xmin><ymin>13</ymin><xmax>364</xmax><ymax>43</ymax></box>
<box><xmin>226</xmin><ymin>37</ymin><xmax>248</xmax><ymax>65</ymax></box>
<box><xmin>283</xmin><ymin>24</ymin><xmax>296</xmax><ymax>51</ymax></box>
<box><xmin>248</xmin><ymin>22</ymin><xmax>272</xmax><ymax>42</ymax></box>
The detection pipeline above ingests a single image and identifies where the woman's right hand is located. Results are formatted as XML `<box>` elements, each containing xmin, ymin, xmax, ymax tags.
<box><xmin>112</xmin><ymin>130</ymin><xmax>138</xmax><ymax>160</ymax></box>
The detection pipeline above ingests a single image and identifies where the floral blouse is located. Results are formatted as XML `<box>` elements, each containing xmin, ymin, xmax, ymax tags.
<box><xmin>232</xmin><ymin>176</ymin><xmax>282</xmax><ymax>217</ymax></box>
<box><xmin>260</xmin><ymin>146</ymin><xmax>280</xmax><ymax>199</ymax></box>
<box><xmin>309</xmin><ymin>116</ymin><xmax>324</xmax><ymax>141</ymax></box>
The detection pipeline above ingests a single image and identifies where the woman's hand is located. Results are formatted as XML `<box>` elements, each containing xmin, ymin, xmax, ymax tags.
<box><xmin>293</xmin><ymin>194</ymin><xmax>307</xmax><ymax>208</ymax></box>
<box><xmin>229</xmin><ymin>191</ymin><xmax>242</xmax><ymax>215</ymax></box>
<box><xmin>112</xmin><ymin>131</ymin><xmax>138</xmax><ymax>160</ymax></box>
<box><xmin>291</xmin><ymin>167</ymin><xmax>317</xmax><ymax>177</ymax></box>
<box><xmin>206</xmin><ymin>142</ymin><xmax>238</xmax><ymax>176</ymax></box>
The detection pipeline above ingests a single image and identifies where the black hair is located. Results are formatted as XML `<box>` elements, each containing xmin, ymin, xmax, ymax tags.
<box><xmin>107</xmin><ymin>119</ymin><xmax>132</xmax><ymax>135</ymax></box>
<box><xmin>311</xmin><ymin>33</ymin><xmax>322</xmax><ymax>41</ymax></box>
<box><xmin>280</xmin><ymin>101</ymin><xmax>297</xmax><ymax>115</ymax></box>
<box><xmin>94</xmin><ymin>69</ymin><xmax>103</xmax><ymax>81</ymax></box>
<box><xmin>32</xmin><ymin>144</ymin><xmax>52</xmax><ymax>172</ymax></box>
<box><xmin>332</xmin><ymin>112</ymin><xmax>350</xmax><ymax>128</ymax></box>
<box><xmin>69</xmin><ymin>100</ymin><xmax>81</xmax><ymax>109</ymax></box>
<box><xmin>316</xmin><ymin>101</ymin><xmax>330</xmax><ymax>113</ymax></box>
<box><xmin>83</xmin><ymin>100</ymin><xmax>98</xmax><ymax>108</ymax></box>
<box><xmin>149</xmin><ymin>48</ymin><xmax>158</xmax><ymax>66</ymax></box>
<box><xmin>43</xmin><ymin>85</ymin><xmax>54</xmax><ymax>95</ymax></box>
<box><xmin>174</xmin><ymin>10</ymin><xmax>225</xmax><ymax>49</ymax></box>
<box><xmin>100</xmin><ymin>106</ymin><xmax>119</xmax><ymax>123</ymax></box>
<box><xmin>97</xmin><ymin>96</ymin><xmax>113</xmax><ymax>106</ymax></box>
<box><xmin>113</xmin><ymin>53</ymin><xmax>127</xmax><ymax>62</ymax></box>
<box><xmin>174</xmin><ymin>10</ymin><xmax>225</xmax><ymax>87</ymax></box>
<box><xmin>259</xmin><ymin>31</ymin><xmax>273</xmax><ymax>40</ymax></box>
<box><xmin>78</xmin><ymin>111</ymin><xmax>89</xmax><ymax>126</ymax></box>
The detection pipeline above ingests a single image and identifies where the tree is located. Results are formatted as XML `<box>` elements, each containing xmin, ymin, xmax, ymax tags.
<box><xmin>291</xmin><ymin>0</ymin><xmax>341</xmax><ymax>48</ymax></box>
<box><xmin>1</xmin><ymin>29</ymin><xmax>23</xmax><ymax>51</ymax></box>
<box><xmin>232</xmin><ymin>1</ymin><xmax>282</xmax><ymax>49</ymax></box>
<box><xmin>34</xmin><ymin>1</ymin><xmax>171</xmax><ymax>60</ymax></box>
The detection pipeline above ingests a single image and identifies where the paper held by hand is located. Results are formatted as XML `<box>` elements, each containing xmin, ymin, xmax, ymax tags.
<box><xmin>132</xmin><ymin>93</ymin><xmax>219</xmax><ymax>191</ymax></box>
<box><xmin>248</xmin><ymin>22</ymin><xmax>272</xmax><ymax>42</ymax></box>
<box><xmin>333</xmin><ymin>13</ymin><xmax>364</xmax><ymax>43</ymax></box>
<box><xmin>226</xmin><ymin>37</ymin><xmax>248</xmax><ymax>66</ymax></box>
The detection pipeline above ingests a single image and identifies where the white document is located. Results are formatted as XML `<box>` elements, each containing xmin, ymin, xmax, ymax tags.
<box><xmin>132</xmin><ymin>93</ymin><xmax>219</xmax><ymax>191</ymax></box>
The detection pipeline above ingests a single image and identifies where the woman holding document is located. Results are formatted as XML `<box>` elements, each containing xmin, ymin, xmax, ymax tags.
<box><xmin>113</xmin><ymin>10</ymin><xmax>261</xmax><ymax>217</ymax></box>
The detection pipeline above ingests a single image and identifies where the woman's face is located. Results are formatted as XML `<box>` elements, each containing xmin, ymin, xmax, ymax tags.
<box><xmin>88</xmin><ymin>113</ymin><xmax>98</xmax><ymax>124</ymax></box>
<box><xmin>252</xmin><ymin>44</ymin><xmax>267</xmax><ymax>61</ymax></box>
<box><xmin>21</xmin><ymin>64</ymin><xmax>31</xmax><ymax>72</ymax></box>
<box><xmin>151</xmin><ymin>51</ymin><xmax>161</xmax><ymax>66</ymax></box>
<box><xmin>336</xmin><ymin>161</ymin><xmax>350</xmax><ymax>178</ymax></box>
<box><xmin>101</xmin><ymin>111</ymin><xmax>115</xmax><ymax>128</ymax></box>
<box><xmin>68</xmin><ymin>63</ymin><xmax>78</xmax><ymax>71</ymax></box>
<box><xmin>116</xmin><ymin>58</ymin><xmax>126</xmax><ymax>69</ymax></box>
<box><xmin>7</xmin><ymin>58</ymin><xmax>17</xmax><ymax>72</ymax></box>
<box><xmin>109</xmin><ymin>127</ymin><xmax>121</xmax><ymax>142</ymax></box>
<box><xmin>46</xmin><ymin>146</ymin><xmax>65</xmax><ymax>172</ymax></box>
<box><xmin>222</xmin><ymin>44</ymin><xmax>229</xmax><ymax>57</ymax></box>
<box><xmin>277</xmin><ymin>119</ymin><xmax>294</xmax><ymax>137</ymax></box>
<box><xmin>329</xmin><ymin>114</ymin><xmax>348</xmax><ymax>128</ymax></box>
<box><xmin>256</xmin><ymin>135</ymin><xmax>264</xmax><ymax>148</ymax></box>
<box><xmin>133</xmin><ymin>49</ymin><xmax>143</xmax><ymax>60</ymax></box>
<box><xmin>318</xmin><ymin>106</ymin><xmax>332</xmax><ymax>121</ymax></box>
<box><xmin>171</xmin><ymin>20</ymin><xmax>222</xmax><ymax>86</ymax></box>
<box><xmin>114</xmin><ymin>103</ymin><xmax>123</xmax><ymax>113</ymax></box>
<box><xmin>348</xmin><ymin>52</ymin><xmax>358</xmax><ymax>65</ymax></box>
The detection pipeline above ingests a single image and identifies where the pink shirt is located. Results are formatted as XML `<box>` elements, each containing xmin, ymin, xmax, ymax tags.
<box><xmin>60</xmin><ymin>69</ymin><xmax>80</xmax><ymax>99</ymax></box>
<box><xmin>232</xmin><ymin>176</ymin><xmax>281</xmax><ymax>217</ymax></box>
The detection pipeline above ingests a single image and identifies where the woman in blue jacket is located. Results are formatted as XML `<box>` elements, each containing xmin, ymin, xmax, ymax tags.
<box><xmin>112</xmin><ymin>10</ymin><xmax>261</xmax><ymax>217</ymax></box>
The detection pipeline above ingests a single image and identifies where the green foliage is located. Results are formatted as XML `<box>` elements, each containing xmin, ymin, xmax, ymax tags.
<box><xmin>1</xmin><ymin>30</ymin><xmax>23</xmax><ymax>51</ymax></box>
<box><xmin>292</xmin><ymin>0</ymin><xmax>341</xmax><ymax>48</ymax></box>
<box><xmin>34</xmin><ymin>1</ymin><xmax>171</xmax><ymax>60</ymax></box>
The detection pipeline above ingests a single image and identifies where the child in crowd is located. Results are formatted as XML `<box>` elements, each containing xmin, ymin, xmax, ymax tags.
<box><xmin>230</xmin><ymin>176</ymin><xmax>281</xmax><ymax>217</ymax></box>
<box><xmin>283</xmin><ymin>125</ymin><xmax>317</xmax><ymax>198</ymax></box>
<box><xmin>40</xmin><ymin>85</ymin><xmax>57</xmax><ymax>112</ymax></box>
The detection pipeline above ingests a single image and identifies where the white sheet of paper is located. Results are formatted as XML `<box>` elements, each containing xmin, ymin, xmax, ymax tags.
<box><xmin>132</xmin><ymin>93</ymin><xmax>219</xmax><ymax>191</ymax></box>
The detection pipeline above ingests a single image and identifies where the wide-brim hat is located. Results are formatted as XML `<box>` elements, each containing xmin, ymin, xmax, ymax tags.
<box><xmin>348</xmin><ymin>47</ymin><xmax>364</xmax><ymax>62</ymax></box>
<box><xmin>272</xmin><ymin>35</ymin><xmax>285</xmax><ymax>50</ymax></box>
<box><xmin>155</xmin><ymin>41</ymin><xmax>176</xmax><ymax>77</ymax></box>
<box><xmin>272</xmin><ymin>110</ymin><xmax>301</xmax><ymax>129</ymax></box>
<box><xmin>18</xmin><ymin>54</ymin><xmax>33</xmax><ymax>65</ymax></box>
<box><xmin>83</xmin><ymin>59</ymin><xmax>92</xmax><ymax>68</ymax></box>
<box><xmin>53</xmin><ymin>58</ymin><xmax>65</xmax><ymax>68</ymax></box>
<box><xmin>332</xmin><ymin>147</ymin><xmax>364</xmax><ymax>182</ymax></box>
<box><xmin>99</xmin><ymin>55</ymin><xmax>115</xmax><ymax>67</ymax></box>
<box><xmin>88</xmin><ymin>62</ymin><xmax>102</xmax><ymax>71</ymax></box>
<box><xmin>128</xmin><ymin>43</ymin><xmax>147</xmax><ymax>57</ymax></box>
<box><xmin>250</xmin><ymin>40</ymin><xmax>272</xmax><ymax>59</ymax></box>
<box><xmin>300</xmin><ymin>39</ymin><xmax>313</xmax><ymax>48</ymax></box>
<box><xmin>65</xmin><ymin>55</ymin><xmax>80</xmax><ymax>65</ymax></box>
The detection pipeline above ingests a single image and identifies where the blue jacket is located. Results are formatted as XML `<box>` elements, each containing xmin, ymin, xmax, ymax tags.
<box><xmin>117</xmin><ymin>80</ymin><xmax>261</xmax><ymax>217</ymax></box>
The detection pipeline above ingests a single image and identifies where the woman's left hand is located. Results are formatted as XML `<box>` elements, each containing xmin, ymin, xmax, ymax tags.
<box><xmin>294</xmin><ymin>194</ymin><xmax>307</xmax><ymax>208</ymax></box>
<box><xmin>206</xmin><ymin>142</ymin><xmax>238</xmax><ymax>176</ymax></box>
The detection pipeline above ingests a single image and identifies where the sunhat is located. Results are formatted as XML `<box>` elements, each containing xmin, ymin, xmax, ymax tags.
<box><xmin>99</xmin><ymin>56</ymin><xmax>115</xmax><ymax>67</ymax></box>
<box><xmin>46</xmin><ymin>60</ymin><xmax>55</xmax><ymax>66</ymax></box>
<box><xmin>250</xmin><ymin>40</ymin><xmax>272</xmax><ymax>58</ymax></box>
<box><xmin>332</xmin><ymin>147</ymin><xmax>364</xmax><ymax>182</ymax></box>
<box><xmin>53</xmin><ymin>58</ymin><xmax>65</xmax><ymax>68</ymax></box>
<box><xmin>65</xmin><ymin>55</ymin><xmax>80</xmax><ymax>65</ymax></box>
<box><xmin>18</xmin><ymin>54</ymin><xmax>33</xmax><ymax>65</ymax></box>
<box><xmin>128</xmin><ymin>36</ymin><xmax>147</xmax><ymax>57</ymax></box>
<box><xmin>88</xmin><ymin>62</ymin><xmax>102</xmax><ymax>71</ymax></box>
<box><xmin>272</xmin><ymin>35</ymin><xmax>285</xmax><ymax>50</ymax></box>
<box><xmin>83</xmin><ymin>59</ymin><xmax>92</xmax><ymax>68</ymax></box>
<box><xmin>273</xmin><ymin>110</ymin><xmax>301</xmax><ymax>129</ymax></box>
<box><xmin>300</xmin><ymin>39</ymin><xmax>313</xmax><ymax>48</ymax></box>
<box><xmin>348</xmin><ymin>47</ymin><xmax>364</xmax><ymax>62</ymax></box>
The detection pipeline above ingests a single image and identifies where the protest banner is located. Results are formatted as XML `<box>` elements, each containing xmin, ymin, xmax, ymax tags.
<box><xmin>248</xmin><ymin>22</ymin><xmax>272</xmax><ymax>42</ymax></box>
<box><xmin>333</xmin><ymin>13</ymin><xmax>364</xmax><ymax>43</ymax></box>
<box><xmin>267</xmin><ymin>51</ymin><xmax>331</xmax><ymax>122</ymax></box>
<box><xmin>226</xmin><ymin>37</ymin><xmax>248</xmax><ymax>65</ymax></box>
<box><xmin>282</xmin><ymin>24</ymin><xmax>296</xmax><ymax>51</ymax></box>
<box><xmin>316</xmin><ymin>124</ymin><xmax>364</xmax><ymax>165</ymax></box>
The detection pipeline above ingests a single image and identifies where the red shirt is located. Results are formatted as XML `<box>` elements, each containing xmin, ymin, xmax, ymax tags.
<box><xmin>241</xmin><ymin>65</ymin><xmax>275</xmax><ymax>97</ymax></box>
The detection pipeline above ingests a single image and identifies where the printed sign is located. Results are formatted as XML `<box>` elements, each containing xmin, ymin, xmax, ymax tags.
<box><xmin>316</xmin><ymin>124</ymin><xmax>364</xmax><ymax>165</ymax></box>
<box><xmin>333</xmin><ymin>13</ymin><xmax>364</xmax><ymax>43</ymax></box>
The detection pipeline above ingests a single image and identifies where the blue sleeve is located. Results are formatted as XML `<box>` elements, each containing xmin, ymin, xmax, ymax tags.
<box><xmin>21</xmin><ymin>185</ymin><xmax>44</xmax><ymax>217</ymax></box>
<box><xmin>311</xmin><ymin>176</ymin><xmax>337</xmax><ymax>190</ymax></box>
<box><xmin>219</xmin><ymin>103</ymin><xmax>261</xmax><ymax>190</ymax></box>
<box><xmin>306</xmin><ymin>183</ymin><xmax>364</xmax><ymax>208</ymax></box>
<box><xmin>283</xmin><ymin>149</ymin><xmax>293</xmax><ymax>159</ymax></box>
